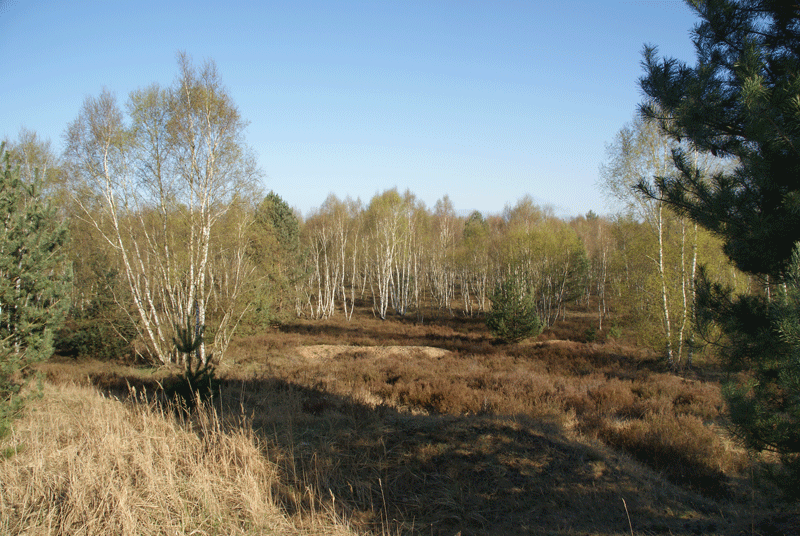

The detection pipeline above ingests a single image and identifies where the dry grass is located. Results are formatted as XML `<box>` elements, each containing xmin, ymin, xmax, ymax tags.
<box><xmin>0</xmin><ymin>382</ymin><xmax>362</xmax><ymax>536</ymax></box>
<box><xmin>14</xmin><ymin>305</ymin><xmax>800</xmax><ymax>535</ymax></box>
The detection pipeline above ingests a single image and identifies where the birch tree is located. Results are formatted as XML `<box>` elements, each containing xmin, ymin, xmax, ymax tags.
<box><xmin>458</xmin><ymin>210</ymin><xmax>490</xmax><ymax>315</ymax></box>
<box><xmin>601</xmin><ymin>113</ymin><xmax>736</xmax><ymax>367</ymax></box>
<box><xmin>363</xmin><ymin>189</ymin><xmax>404</xmax><ymax>319</ymax></box>
<box><xmin>391</xmin><ymin>191</ymin><xmax>421</xmax><ymax>317</ymax></box>
<box><xmin>601</xmin><ymin>115</ymin><xmax>682</xmax><ymax>365</ymax></box>
<box><xmin>428</xmin><ymin>196</ymin><xmax>458</xmax><ymax>315</ymax></box>
<box><xmin>65</xmin><ymin>54</ymin><xmax>261</xmax><ymax>365</ymax></box>
<box><xmin>329</xmin><ymin>196</ymin><xmax>362</xmax><ymax>320</ymax></box>
<box><xmin>571</xmin><ymin>212</ymin><xmax>615</xmax><ymax>330</ymax></box>
<box><xmin>302</xmin><ymin>197</ymin><xmax>347</xmax><ymax>320</ymax></box>
<box><xmin>490</xmin><ymin>198</ymin><xmax>585</xmax><ymax>328</ymax></box>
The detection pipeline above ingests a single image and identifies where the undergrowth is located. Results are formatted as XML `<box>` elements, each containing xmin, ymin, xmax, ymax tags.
<box><xmin>17</xmin><ymin>305</ymin><xmax>800</xmax><ymax>535</ymax></box>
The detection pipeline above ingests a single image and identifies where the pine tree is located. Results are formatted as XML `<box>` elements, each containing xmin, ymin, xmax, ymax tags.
<box><xmin>640</xmin><ymin>0</ymin><xmax>800</xmax><ymax>278</ymax></box>
<box><xmin>485</xmin><ymin>279</ymin><xmax>543</xmax><ymax>344</ymax></box>
<box><xmin>723</xmin><ymin>244</ymin><xmax>800</xmax><ymax>497</ymax></box>
<box><xmin>640</xmin><ymin>0</ymin><xmax>800</xmax><ymax>495</ymax></box>
<box><xmin>0</xmin><ymin>143</ymin><xmax>70</xmax><ymax>433</ymax></box>
<box><xmin>168</xmin><ymin>317</ymin><xmax>217</xmax><ymax>409</ymax></box>
<box><xmin>248</xmin><ymin>191</ymin><xmax>303</xmax><ymax>322</ymax></box>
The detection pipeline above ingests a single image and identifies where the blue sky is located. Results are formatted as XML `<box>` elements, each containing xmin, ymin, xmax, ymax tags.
<box><xmin>1</xmin><ymin>0</ymin><xmax>698</xmax><ymax>218</ymax></box>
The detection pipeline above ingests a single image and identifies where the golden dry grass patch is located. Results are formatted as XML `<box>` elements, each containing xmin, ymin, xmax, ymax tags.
<box><xmin>21</xmin><ymin>305</ymin><xmax>800</xmax><ymax>535</ymax></box>
<box><xmin>0</xmin><ymin>382</ymin><xmax>363</xmax><ymax>536</ymax></box>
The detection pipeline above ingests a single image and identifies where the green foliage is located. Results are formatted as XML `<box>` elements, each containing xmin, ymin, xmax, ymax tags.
<box><xmin>641</xmin><ymin>0</ymin><xmax>800</xmax><ymax>497</ymax></box>
<box><xmin>167</xmin><ymin>318</ymin><xmax>218</xmax><ymax>409</ymax></box>
<box><xmin>607</xmin><ymin>325</ymin><xmax>622</xmax><ymax>340</ymax></box>
<box><xmin>56</xmin><ymin>262</ymin><xmax>137</xmax><ymax>359</ymax></box>
<box><xmin>640</xmin><ymin>0</ymin><xmax>800</xmax><ymax>279</ymax></box>
<box><xmin>491</xmin><ymin>203</ymin><xmax>588</xmax><ymax>327</ymax></box>
<box><xmin>56</xmin><ymin>320</ymin><xmax>130</xmax><ymax>360</ymax></box>
<box><xmin>722</xmin><ymin>243</ymin><xmax>800</xmax><ymax>499</ymax></box>
<box><xmin>256</xmin><ymin>191</ymin><xmax>301</xmax><ymax>258</ymax></box>
<box><xmin>585</xmin><ymin>325</ymin><xmax>598</xmax><ymax>343</ymax></box>
<box><xmin>65</xmin><ymin>54</ymin><xmax>262</xmax><ymax>365</ymax></box>
<box><xmin>0</xmin><ymin>143</ymin><xmax>70</xmax><ymax>435</ymax></box>
<box><xmin>485</xmin><ymin>279</ymin><xmax>543</xmax><ymax>343</ymax></box>
<box><xmin>246</xmin><ymin>191</ymin><xmax>303</xmax><ymax>324</ymax></box>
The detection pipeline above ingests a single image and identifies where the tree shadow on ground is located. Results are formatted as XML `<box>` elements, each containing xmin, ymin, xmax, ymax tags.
<box><xmin>78</xmin><ymin>370</ymin><xmax>765</xmax><ymax>536</ymax></box>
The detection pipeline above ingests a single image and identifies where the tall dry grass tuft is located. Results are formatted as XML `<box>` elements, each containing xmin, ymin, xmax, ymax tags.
<box><xmin>0</xmin><ymin>382</ymin><xmax>361</xmax><ymax>536</ymax></box>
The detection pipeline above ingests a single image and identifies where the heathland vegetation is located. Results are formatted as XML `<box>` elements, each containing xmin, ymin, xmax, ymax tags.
<box><xmin>3</xmin><ymin>1</ymin><xmax>800</xmax><ymax>533</ymax></box>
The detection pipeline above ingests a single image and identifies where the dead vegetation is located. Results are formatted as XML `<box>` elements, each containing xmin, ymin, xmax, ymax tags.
<box><xmin>0</xmin><ymin>382</ymin><xmax>358</xmax><ymax>536</ymax></box>
<box><xmin>5</xmin><ymin>306</ymin><xmax>800</xmax><ymax>535</ymax></box>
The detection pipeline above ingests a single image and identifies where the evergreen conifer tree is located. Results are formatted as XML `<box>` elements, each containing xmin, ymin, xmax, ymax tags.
<box><xmin>723</xmin><ymin>244</ymin><xmax>800</xmax><ymax>495</ymax></box>
<box><xmin>486</xmin><ymin>279</ymin><xmax>543</xmax><ymax>343</ymax></box>
<box><xmin>640</xmin><ymin>0</ymin><xmax>800</xmax><ymax>277</ymax></box>
<box><xmin>248</xmin><ymin>191</ymin><xmax>303</xmax><ymax>321</ymax></box>
<box><xmin>0</xmin><ymin>143</ymin><xmax>70</xmax><ymax>432</ymax></box>
<box><xmin>640</xmin><ymin>0</ymin><xmax>800</xmax><ymax>494</ymax></box>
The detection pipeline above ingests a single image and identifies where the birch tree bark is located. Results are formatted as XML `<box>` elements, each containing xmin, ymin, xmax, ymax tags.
<box><xmin>65</xmin><ymin>54</ymin><xmax>260</xmax><ymax>365</ymax></box>
<box><xmin>600</xmin><ymin>114</ymin><xmax>677</xmax><ymax>365</ymax></box>
<box><xmin>364</xmin><ymin>189</ymin><xmax>405</xmax><ymax>320</ymax></box>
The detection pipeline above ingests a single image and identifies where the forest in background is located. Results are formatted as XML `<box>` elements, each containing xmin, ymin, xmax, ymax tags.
<box><xmin>2</xmin><ymin>100</ymin><xmax>750</xmax><ymax>372</ymax></box>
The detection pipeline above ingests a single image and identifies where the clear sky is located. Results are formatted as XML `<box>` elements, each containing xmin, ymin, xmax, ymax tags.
<box><xmin>1</xmin><ymin>0</ymin><xmax>699</xmax><ymax>218</ymax></box>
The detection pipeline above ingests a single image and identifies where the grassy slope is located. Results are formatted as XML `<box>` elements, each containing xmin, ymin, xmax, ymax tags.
<box><xmin>7</xmin><ymin>306</ymin><xmax>800</xmax><ymax>535</ymax></box>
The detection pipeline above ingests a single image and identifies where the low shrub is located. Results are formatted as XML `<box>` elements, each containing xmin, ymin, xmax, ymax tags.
<box><xmin>587</xmin><ymin>378</ymin><xmax>636</xmax><ymax>415</ymax></box>
<box><xmin>55</xmin><ymin>317</ymin><xmax>135</xmax><ymax>360</ymax></box>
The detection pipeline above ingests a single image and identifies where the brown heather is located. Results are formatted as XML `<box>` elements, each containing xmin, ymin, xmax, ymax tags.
<box><xmin>5</xmin><ymin>305</ymin><xmax>799</xmax><ymax>535</ymax></box>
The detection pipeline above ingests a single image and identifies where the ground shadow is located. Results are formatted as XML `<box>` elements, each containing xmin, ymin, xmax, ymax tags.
<box><xmin>79</xmin><ymin>369</ymin><xmax>767</xmax><ymax>536</ymax></box>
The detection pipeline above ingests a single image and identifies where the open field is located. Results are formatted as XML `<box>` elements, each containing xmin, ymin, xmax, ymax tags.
<box><xmin>5</xmin><ymin>306</ymin><xmax>800</xmax><ymax>535</ymax></box>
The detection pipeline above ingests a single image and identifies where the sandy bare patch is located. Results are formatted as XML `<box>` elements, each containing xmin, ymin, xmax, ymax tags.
<box><xmin>292</xmin><ymin>344</ymin><xmax>450</xmax><ymax>361</ymax></box>
<box><xmin>535</xmin><ymin>339</ymin><xmax>574</xmax><ymax>346</ymax></box>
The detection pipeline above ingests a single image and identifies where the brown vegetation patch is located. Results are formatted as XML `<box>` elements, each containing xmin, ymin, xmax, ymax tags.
<box><xmin>0</xmin><ymin>383</ymin><xmax>356</xmax><ymax>536</ymax></box>
<box><xmin>22</xmin><ymin>307</ymin><xmax>799</xmax><ymax>535</ymax></box>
